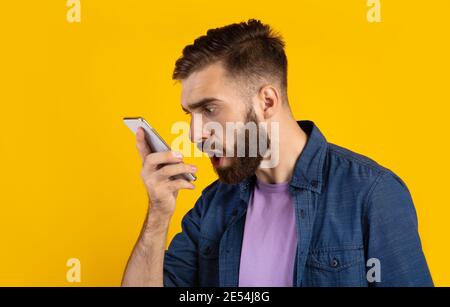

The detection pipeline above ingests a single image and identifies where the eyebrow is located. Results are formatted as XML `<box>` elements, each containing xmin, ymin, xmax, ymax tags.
<box><xmin>181</xmin><ymin>97</ymin><xmax>221</xmax><ymax>113</ymax></box>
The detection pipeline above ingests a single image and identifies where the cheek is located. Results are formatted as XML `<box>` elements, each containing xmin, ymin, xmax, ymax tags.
<box><xmin>218</xmin><ymin>103</ymin><xmax>247</xmax><ymax>123</ymax></box>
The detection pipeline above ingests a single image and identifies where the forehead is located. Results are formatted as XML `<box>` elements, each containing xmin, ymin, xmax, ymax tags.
<box><xmin>180</xmin><ymin>62</ymin><xmax>235</xmax><ymax>107</ymax></box>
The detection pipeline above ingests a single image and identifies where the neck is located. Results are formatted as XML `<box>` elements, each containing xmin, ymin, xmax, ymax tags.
<box><xmin>255</xmin><ymin>112</ymin><xmax>307</xmax><ymax>184</ymax></box>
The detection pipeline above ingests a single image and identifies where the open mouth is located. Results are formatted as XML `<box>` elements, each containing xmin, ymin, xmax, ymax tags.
<box><xmin>210</xmin><ymin>154</ymin><xmax>224</xmax><ymax>168</ymax></box>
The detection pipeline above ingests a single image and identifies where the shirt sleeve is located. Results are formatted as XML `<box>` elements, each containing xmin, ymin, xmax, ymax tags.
<box><xmin>163</xmin><ymin>196</ymin><xmax>203</xmax><ymax>287</ymax></box>
<box><xmin>364</xmin><ymin>171</ymin><xmax>433</xmax><ymax>286</ymax></box>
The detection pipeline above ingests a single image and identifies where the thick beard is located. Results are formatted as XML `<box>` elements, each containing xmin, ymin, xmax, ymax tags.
<box><xmin>215</xmin><ymin>108</ymin><xmax>270</xmax><ymax>185</ymax></box>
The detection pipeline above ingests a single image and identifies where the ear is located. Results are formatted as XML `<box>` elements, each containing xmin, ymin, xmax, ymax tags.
<box><xmin>257</xmin><ymin>85</ymin><xmax>281</xmax><ymax>119</ymax></box>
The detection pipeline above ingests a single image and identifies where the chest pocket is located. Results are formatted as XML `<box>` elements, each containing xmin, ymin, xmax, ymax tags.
<box><xmin>303</xmin><ymin>246</ymin><xmax>367</xmax><ymax>287</ymax></box>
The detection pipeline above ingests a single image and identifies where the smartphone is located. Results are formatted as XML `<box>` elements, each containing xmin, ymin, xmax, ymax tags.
<box><xmin>123</xmin><ymin>117</ymin><xmax>196</xmax><ymax>182</ymax></box>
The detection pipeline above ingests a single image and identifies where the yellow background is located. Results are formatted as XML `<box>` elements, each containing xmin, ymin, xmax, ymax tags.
<box><xmin>0</xmin><ymin>0</ymin><xmax>449</xmax><ymax>286</ymax></box>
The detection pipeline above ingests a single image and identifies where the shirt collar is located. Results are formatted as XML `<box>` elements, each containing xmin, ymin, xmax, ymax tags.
<box><xmin>289</xmin><ymin>120</ymin><xmax>327</xmax><ymax>193</ymax></box>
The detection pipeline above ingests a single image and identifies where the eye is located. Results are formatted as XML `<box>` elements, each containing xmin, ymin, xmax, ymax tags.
<box><xmin>203</xmin><ymin>105</ymin><xmax>216</xmax><ymax>114</ymax></box>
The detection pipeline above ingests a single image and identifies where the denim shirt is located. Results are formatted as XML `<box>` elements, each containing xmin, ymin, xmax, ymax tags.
<box><xmin>163</xmin><ymin>120</ymin><xmax>433</xmax><ymax>287</ymax></box>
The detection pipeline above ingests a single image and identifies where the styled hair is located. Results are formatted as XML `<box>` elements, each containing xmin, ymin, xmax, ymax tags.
<box><xmin>172</xmin><ymin>19</ymin><xmax>288</xmax><ymax>101</ymax></box>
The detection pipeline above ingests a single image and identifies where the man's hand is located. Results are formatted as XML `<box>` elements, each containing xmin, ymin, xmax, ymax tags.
<box><xmin>136</xmin><ymin>127</ymin><xmax>197</xmax><ymax>217</ymax></box>
<box><xmin>121</xmin><ymin>127</ymin><xmax>197</xmax><ymax>287</ymax></box>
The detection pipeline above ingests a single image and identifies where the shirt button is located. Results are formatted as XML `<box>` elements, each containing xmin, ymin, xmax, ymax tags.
<box><xmin>331</xmin><ymin>258</ymin><xmax>339</xmax><ymax>268</ymax></box>
<box><xmin>300</xmin><ymin>209</ymin><xmax>305</xmax><ymax>219</ymax></box>
<box><xmin>311</xmin><ymin>180</ymin><xmax>318</xmax><ymax>188</ymax></box>
<box><xmin>204</xmin><ymin>246</ymin><xmax>212</xmax><ymax>255</ymax></box>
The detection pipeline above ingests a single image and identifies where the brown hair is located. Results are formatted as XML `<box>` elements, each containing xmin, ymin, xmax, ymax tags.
<box><xmin>172</xmin><ymin>19</ymin><xmax>288</xmax><ymax>101</ymax></box>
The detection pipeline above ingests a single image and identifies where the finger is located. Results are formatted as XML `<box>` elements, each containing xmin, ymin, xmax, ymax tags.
<box><xmin>165</xmin><ymin>178</ymin><xmax>195</xmax><ymax>192</ymax></box>
<box><xmin>155</xmin><ymin>163</ymin><xmax>197</xmax><ymax>181</ymax></box>
<box><xmin>142</xmin><ymin>151</ymin><xmax>184</xmax><ymax>172</ymax></box>
<box><xmin>136</xmin><ymin>127</ymin><xmax>151</xmax><ymax>162</ymax></box>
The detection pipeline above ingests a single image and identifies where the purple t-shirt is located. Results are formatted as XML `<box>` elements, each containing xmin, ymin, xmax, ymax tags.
<box><xmin>238</xmin><ymin>179</ymin><xmax>298</xmax><ymax>287</ymax></box>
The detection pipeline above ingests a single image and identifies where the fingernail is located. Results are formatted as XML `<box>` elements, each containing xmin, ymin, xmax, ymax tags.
<box><xmin>172</xmin><ymin>151</ymin><xmax>183</xmax><ymax>159</ymax></box>
<box><xmin>191</xmin><ymin>165</ymin><xmax>198</xmax><ymax>172</ymax></box>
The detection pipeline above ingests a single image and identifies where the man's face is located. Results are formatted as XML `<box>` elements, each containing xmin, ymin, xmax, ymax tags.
<box><xmin>180</xmin><ymin>62</ymin><xmax>269</xmax><ymax>184</ymax></box>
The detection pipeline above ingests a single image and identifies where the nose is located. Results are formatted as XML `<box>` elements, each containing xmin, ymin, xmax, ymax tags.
<box><xmin>189</xmin><ymin>115</ymin><xmax>210</xmax><ymax>144</ymax></box>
